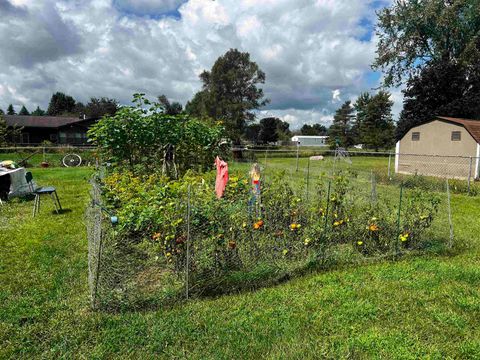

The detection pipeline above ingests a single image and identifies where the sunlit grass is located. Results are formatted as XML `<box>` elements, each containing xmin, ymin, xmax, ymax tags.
<box><xmin>1</xmin><ymin>162</ymin><xmax>479</xmax><ymax>359</ymax></box>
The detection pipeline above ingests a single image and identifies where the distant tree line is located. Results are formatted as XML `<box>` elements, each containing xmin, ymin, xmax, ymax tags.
<box><xmin>1</xmin><ymin>93</ymin><xmax>119</xmax><ymax>119</ymax></box>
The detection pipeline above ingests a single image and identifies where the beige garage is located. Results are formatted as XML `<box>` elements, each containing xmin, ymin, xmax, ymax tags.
<box><xmin>395</xmin><ymin>116</ymin><xmax>480</xmax><ymax>180</ymax></box>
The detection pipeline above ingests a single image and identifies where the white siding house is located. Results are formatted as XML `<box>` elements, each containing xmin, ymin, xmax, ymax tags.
<box><xmin>291</xmin><ymin>135</ymin><xmax>329</xmax><ymax>147</ymax></box>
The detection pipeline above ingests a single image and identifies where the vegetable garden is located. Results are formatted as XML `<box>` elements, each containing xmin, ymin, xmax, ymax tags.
<box><xmin>86</xmin><ymin>95</ymin><xmax>455</xmax><ymax>311</ymax></box>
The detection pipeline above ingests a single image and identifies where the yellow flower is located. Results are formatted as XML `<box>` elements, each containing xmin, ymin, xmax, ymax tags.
<box><xmin>333</xmin><ymin>219</ymin><xmax>344</xmax><ymax>227</ymax></box>
<box><xmin>368</xmin><ymin>223</ymin><xmax>379</xmax><ymax>232</ymax></box>
<box><xmin>166</xmin><ymin>252</ymin><xmax>172</xmax><ymax>257</ymax></box>
<box><xmin>304</xmin><ymin>238</ymin><xmax>311</xmax><ymax>246</ymax></box>
<box><xmin>399</xmin><ymin>232</ymin><xmax>409</xmax><ymax>242</ymax></box>
<box><xmin>357</xmin><ymin>241</ymin><xmax>363</xmax><ymax>246</ymax></box>
<box><xmin>290</xmin><ymin>223</ymin><xmax>301</xmax><ymax>231</ymax></box>
<box><xmin>242</xmin><ymin>222</ymin><xmax>247</xmax><ymax>228</ymax></box>
<box><xmin>282</xmin><ymin>249</ymin><xmax>289</xmax><ymax>256</ymax></box>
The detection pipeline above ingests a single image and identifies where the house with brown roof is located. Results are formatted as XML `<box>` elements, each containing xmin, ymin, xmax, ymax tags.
<box><xmin>4</xmin><ymin>115</ymin><xmax>97</xmax><ymax>145</ymax></box>
<box><xmin>395</xmin><ymin>116</ymin><xmax>480</xmax><ymax>180</ymax></box>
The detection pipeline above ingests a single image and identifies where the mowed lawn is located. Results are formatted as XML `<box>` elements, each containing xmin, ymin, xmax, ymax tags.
<box><xmin>1</xmin><ymin>163</ymin><xmax>480</xmax><ymax>359</ymax></box>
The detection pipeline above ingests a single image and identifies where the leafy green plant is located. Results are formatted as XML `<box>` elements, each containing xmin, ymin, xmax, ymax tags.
<box><xmin>88</xmin><ymin>93</ymin><xmax>225</xmax><ymax>176</ymax></box>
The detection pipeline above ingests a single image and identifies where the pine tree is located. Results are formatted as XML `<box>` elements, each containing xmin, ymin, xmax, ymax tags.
<box><xmin>355</xmin><ymin>91</ymin><xmax>395</xmax><ymax>151</ymax></box>
<box><xmin>328</xmin><ymin>101</ymin><xmax>355</xmax><ymax>148</ymax></box>
<box><xmin>19</xmin><ymin>105</ymin><xmax>30</xmax><ymax>116</ymax></box>
<box><xmin>7</xmin><ymin>104</ymin><xmax>15</xmax><ymax>115</ymax></box>
<box><xmin>31</xmin><ymin>106</ymin><xmax>46</xmax><ymax>116</ymax></box>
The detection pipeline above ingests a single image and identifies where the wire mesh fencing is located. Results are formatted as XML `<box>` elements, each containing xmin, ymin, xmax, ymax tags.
<box><xmin>86</xmin><ymin>150</ymin><xmax>458</xmax><ymax>311</ymax></box>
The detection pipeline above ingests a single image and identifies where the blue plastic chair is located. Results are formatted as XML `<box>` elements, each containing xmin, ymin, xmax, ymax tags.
<box><xmin>25</xmin><ymin>172</ymin><xmax>62</xmax><ymax>216</ymax></box>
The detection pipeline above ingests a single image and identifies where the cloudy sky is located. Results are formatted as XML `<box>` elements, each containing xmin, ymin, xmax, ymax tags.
<box><xmin>0</xmin><ymin>0</ymin><xmax>402</xmax><ymax>129</ymax></box>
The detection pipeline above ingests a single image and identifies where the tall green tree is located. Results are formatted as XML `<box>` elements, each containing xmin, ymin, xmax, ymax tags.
<box><xmin>397</xmin><ymin>60</ymin><xmax>480</xmax><ymax>140</ymax></box>
<box><xmin>373</xmin><ymin>0</ymin><xmax>480</xmax><ymax>87</ymax></box>
<box><xmin>19</xmin><ymin>105</ymin><xmax>29</xmax><ymax>116</ymax></box>
<box><xmin>328</xmin><ymin>101</ymin><xmax>355</xmax><ymax>148</ymax></box>
<box><xmin>355</xmin><ymin>91</ymin><xmax>395</xmax><ymax>150</ymax></box>
<box><xmin>7</xmin><ymin>104</ymin><xmax>15</xmax><ymax>115</ymax></box>
<box><xmin>84</xmin><ymin>97</ymin><xmax>118</xmax><ymax>118</ymax></box>
<box><xmin>158</xmin><ymin>95</ymin><xmax>183</xmax><ymax>115</ymax></box>
<box><xmin>186</xmin><ymin>49</ymin><xmax>269</xmax><ymax>143</ymax></box>
<box><xmin>0</xmin><ymin>108</ymin><xmax>4</xmax><ymax>115</ymax></box>
<box><xmin>257</xmin><ymin>117</ymin><xmax>291</xmax><ymax>144</ymax></box>
<box><xmin>47</xmin><ymin>92</ymin><xmax>76</xmax><ymax>115</ymax></box>
<box><xmin>31</xmin><ymin>106</ymin><xmax>46</xmax><ymax>116</ymax></box>
<box><xmin>300</xmin><ymin>123</ymin><xmax>327</xmax><ymax>136</ymax></box>
<box><xmin>244</xmin><ymin>123</ymin><xmax>262</xmax><ymax>144</ymax></box>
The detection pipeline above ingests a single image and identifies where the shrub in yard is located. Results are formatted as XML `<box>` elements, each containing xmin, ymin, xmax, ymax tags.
<box><xmin>88</xmin><ymin>93</ymin><xmax>225</xmax><ymax>176</ymax></box>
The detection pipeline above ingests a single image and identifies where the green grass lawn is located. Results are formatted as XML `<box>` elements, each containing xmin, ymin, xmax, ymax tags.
<box><xmin>1</xmin><ymin>163</ymin><xmax>479</xmax><ymax>359</ymax></box>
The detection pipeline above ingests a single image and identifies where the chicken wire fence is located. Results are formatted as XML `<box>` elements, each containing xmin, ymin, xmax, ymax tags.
<box><xmin>86</xmin><ymin>150</ymin><xmax>459</xmax><ymax>311</ymax></box>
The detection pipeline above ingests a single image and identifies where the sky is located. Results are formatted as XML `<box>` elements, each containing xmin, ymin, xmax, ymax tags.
<box><xmin>0</xmin><ymin>0</ymin><xmax>403</xmax><ymax>129</ymax></box>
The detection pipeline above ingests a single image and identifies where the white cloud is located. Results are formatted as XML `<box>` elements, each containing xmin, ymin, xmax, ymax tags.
<box><xmin>332</xmin><ymin>89</ymin><xmax>341</xmax><ymax>102</ymax></box>
<box><xmin>0</xmin><ymin>0</ymin><xmax>399</xmax><ymax>124</ymax></box>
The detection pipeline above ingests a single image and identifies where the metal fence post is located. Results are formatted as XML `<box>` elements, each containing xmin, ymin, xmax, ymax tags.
<box><xmin>371</xmin><ymin>170</ymin><xmax>377</xmax><ymax>203</ymax></box>
<box><xmin>323</xmin><ymin>180</ymin><xmax>332</xmax><ymax>235</ymax></box>
<box><xmin>395</xmin><ymin>184</ymin><xmax>404</xmax><ymax>256</ymax></box>
<box><xmin>468</xmin><ymin>156</ymin><xmax>473</xmax><ymax>195</ymax></box>
<box><xmin>387</xmin><ymin>152</ymin><xmax>392</xmax><ymax>180</ymax></box>
<box><xmin>185</xmin><ymin>184</ymin><xmax>191</xmax><ymax>300</ymax></box>
<box><xmin>446</xmin><ymin>179</ymin><xmax>454</xmax><ymax>249</ymax></box>
<box><xmin>295</xmin><ymin>144</ymin><xmax>300</xmax><ymax>172</ymax></box>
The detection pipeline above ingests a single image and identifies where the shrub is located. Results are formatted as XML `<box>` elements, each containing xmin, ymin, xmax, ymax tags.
<box><xmin>88</xmin><ymin>94</ymin><xmax>225</xmax><ymax>176</ymax></box>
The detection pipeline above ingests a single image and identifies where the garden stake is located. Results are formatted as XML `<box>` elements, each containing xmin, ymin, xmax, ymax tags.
<box><xmin>446</xmin><ymin>179</ymin><xmax>454</xmax><ymax>248</ymax></box>
<box><xmin>186</xmin><ymin>184</ymin><xmax>191</xmax><ymax>300</ymax></box>
<box><xmin>395</xmin><ymin>184</ymin><xmax>403</xmax><ymax>256</ymax></box>
<box><xmin>323</xmin><ymin>180</ymin><xmax>332</xmax><ymax>235</ymax></box>
<box><xmin>306</xmin><ymin>157</ymin><xmax>310</xmax><ymax>204</ymax></box>
<box><xmin>370</xmin><ymin>170</ymin><xmax>377</xmax><ymax>204</ymax></box>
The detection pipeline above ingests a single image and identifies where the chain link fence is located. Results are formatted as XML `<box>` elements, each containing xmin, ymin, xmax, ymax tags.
<box><xmin>0</xmin><ymin>146</ymin><xmax>96</xmax><ymax>168</ymax></box>
<box><xmin>86</xmin><ymin>149</ymin><xmax>462</xmax><ymax>311</ymax></box>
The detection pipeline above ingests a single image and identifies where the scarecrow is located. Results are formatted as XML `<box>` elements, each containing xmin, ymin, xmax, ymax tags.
<box><xmin>248</xmin><ymin>163</ymin><xmax>262</xmax><ymax>216</ymax></box>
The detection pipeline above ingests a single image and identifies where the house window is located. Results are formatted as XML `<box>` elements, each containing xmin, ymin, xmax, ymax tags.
<box><xmin>451</xmin><ymin>131</ymin><xmax>461</xmax><ymax>141</ymax></box>
<box><xmin>412</xmin><ymin>132</ymin><xmax>420</xmax><ymax>141</ymax></box>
